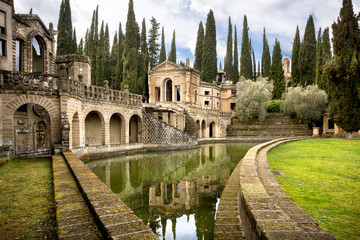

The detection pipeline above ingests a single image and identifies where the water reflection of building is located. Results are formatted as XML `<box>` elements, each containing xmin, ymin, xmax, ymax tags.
<box><xmin>149</xmin><ymin>176</ymin><xmax>219</xmax><ymax>218</ymax></box>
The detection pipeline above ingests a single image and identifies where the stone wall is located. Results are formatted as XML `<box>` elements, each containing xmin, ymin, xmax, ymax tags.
<box><xmin>142</xmin><ymin>110</ymin><xmax>196</xmax><ymax>145</ymax></box>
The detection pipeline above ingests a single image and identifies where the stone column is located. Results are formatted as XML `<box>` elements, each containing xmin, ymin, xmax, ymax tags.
<box><xmin>162</xmin><ymin>112</ymin><xmax>169</xmax><ymax>124</ymax></box>
<box><xmin>169</xmin><ymin>113</ymin><xmax>177</xmax><ymax>128</ymax></box>
<box><xmin>104</xmin><ymin>119</ymin><xmax>110</xmax><ymax>145</ymax></box>
<box><xmin>177</xmin><ymin>113</ymin><xmax>185</xmax><ymax>131</ymax></box>
<box><xmin>125</xmin><ymin>117</ymin><xmax>130</xmax><ymax>143</ymax></box>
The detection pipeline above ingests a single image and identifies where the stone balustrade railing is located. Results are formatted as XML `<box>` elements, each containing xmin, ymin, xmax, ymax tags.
<box><xmin>0</xmin><ymin>70</ymin><xmax>142</xmax><ymax>106</ymax></box>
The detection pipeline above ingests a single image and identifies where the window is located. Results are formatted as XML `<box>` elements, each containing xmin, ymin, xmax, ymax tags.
<box><xmin>0</xmin><ymin>11</ymin><xmax>5</xmax><ymax>35</ymax></box>
<box><xmin>230</xmin><ymin>103</ymin><xmax>236</xmax><ymax>110</ymax></box>
<box><xmin>204</xmin><ymin>101</ymin><xmax>209</xmax><ymax>106</ymax></box>
<box><xmin>155</xmin><ymin>87</ymin><xmax>160</xmax><ymax>102</ymax></box>
<box><xmin>176</xmin><ymin>85</ymin><xmax>181</xmax><ymax>101</ymax></box>
<box><xmin>32</xmin><ymin>37</ymin><xmax>44</xmax><ymax>72</ymax></box>
<box><xmin>328</xmin><ymin>119</ymin><xmax>335</xmax><ymax>130</ymax></box>
<box><xmin>205</xmin><ymin>91</ymin><xmax>209</xmax><ymax>95</ymax></box>
<box><xmin>0</xmin><ymin>39</ymin><xmax>5</xmax><ymax>56</ymax></box>
<box><xmin>16</xmin><ymin>40</ymin><xmax>23</xmax><ymax>71</ymax></box>
<box><xmin>231</xmin><ymin>90</ymin><xmax>236</xmax><ymax>94</ymax></box>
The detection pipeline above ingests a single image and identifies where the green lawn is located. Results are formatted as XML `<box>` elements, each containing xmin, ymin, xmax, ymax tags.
<box><xmin>267</xmin><ymin>139</ymin><xmax>360</xmax><ymax>240</ymax></box>
<box><xmin>0</xmin><ymin>158</ymin><xmax>57</xmax><ymax>239</ymax></box>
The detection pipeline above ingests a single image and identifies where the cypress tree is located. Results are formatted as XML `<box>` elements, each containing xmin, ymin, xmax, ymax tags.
<box><xmin>168</xmin><ymin>30</ymin><xmax>176</xmax><ymax>63</ymax></box>
<box><xmin>95</xmin><ymin>21</ymin><xmax>104</xmax><ymax>86</ymax></box>
<box><xmin>231</xmin><ymin>25</ymin><xmax>239</xmax><ymax>83</ymax></box>
<box><xmin>224</xmin><ymin>17</ymin><xmax>233</xmax><ymax>80</ymax></box>
<box><xmin>72</xmin><ymin>27</ymin><xmax>77</xmax><ymax>54</ymax></box>
<box><xmin>122</xmin><ymin>0</ymin><xmax>140</xmax><ymax>93</ymax></box>
<box><xmin>57</xmin><ymin>0</ymin><xmax>74</xmax><ymax>55</ymax></box>
<box><xmin>322</xmin><ymin>28</ymin><xmax>331</xmax><ymax>62</ymax></box>
<box><xmin>240</xmin><ymin>15</ymin><xmax>252</xmax><ymax>79</ymax></box>
<box><xmin>251</xmin><ymin>42</ymin><xmax>256</xmax><ymax>80</ymax></box>
<box><xmin>87</xmin><ymin>6</ymin><xmax>99</xmax><ymax>85</ymax></box>
<box><xmin>315</xmin><ymin>28</ymin><xmax>323</xmax><ymax>86</ymax></box>
<box><xmin>77</xmin><ymin>38</ymin><xmax>84</xmax><ymax>55</ymax></box>
<box><xmin>261</xmin><ymin>28</ymin><xmax>271</xmax><ymax>77</ymax></box>
<box><xmin>110</xmin><ymin>31</ymin><xmax>118</xmax><ymax>88</ymax></box>
<box><xmin>323</xmin><ymin>0</ymin><xmax>360</xmax><ymax>137</ymax></box>
<box><xmin>299</xmin><ymin>15</ymin><xmax>316</xmax><ymax>86</ymax></box>
<box><xmin>102</xmin><ymin>23</ymin><xmax>111</xmax><ymax>83</ymax></box>
<box><xmin>159</xmin><ymin>27</ymin><xmax>166</xmax><ymax>64</ymax></box>
<box><xmin>115</xmin><ymin>23</ymin><xmax>124</xmax><ymax>90</ymax></box>
<box><xmin>270</xmin><ymin>39</ymin><xmax>285</xmax><ymax>99</ymax></box>
<box><xmin>291</xmin><ymin>26</ymin><xmax>301</xmax><ymax>85</ymax></box>
<box><xmin>194</xmin><ymin>21</ymin><xmax>204</xmax><ymax>71</ymax></box>
<box><xmin>257</xmin><ymin>60</ymin><xmax>260</xmax><ymax>77</ymax></box>
<box><xmin>201</xmin><ymin>10</ymin><xmax>217</xmax><ymax>83</ymax></box>
<box><xmin>139</xmin><ymin>18</ymin><xmax>149</xmax><ymax>96</ymax></box>
<box><xmin>148</xmin><ymin>17</ymin><xmax>160</xmax><ymax>68</ymax></box>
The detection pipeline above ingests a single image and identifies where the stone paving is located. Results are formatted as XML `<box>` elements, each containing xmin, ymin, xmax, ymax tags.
<box><xmin>52</xmin><ymin>154</ymin><xmax>102</xmax><ymax>239</ymax></box>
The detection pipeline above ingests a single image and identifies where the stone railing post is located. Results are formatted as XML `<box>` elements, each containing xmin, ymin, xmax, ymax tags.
<box><xmin>58</xmin><ymin>64</ymin><xmax>69</xmax><ymax>92</ymax></box>
<box><xmin>104</xmin><ymin>80</ymin><xmax>110</xmax><ymax>101</ymax></box>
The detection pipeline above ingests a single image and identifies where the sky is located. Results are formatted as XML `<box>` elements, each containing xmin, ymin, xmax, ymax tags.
<box><xmin>14</xmin><ymin>0</ymin><xmax>360</xmax><ymax>68</ymax></box>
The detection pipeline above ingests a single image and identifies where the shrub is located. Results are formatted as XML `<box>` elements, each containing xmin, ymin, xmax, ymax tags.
<box><xmin>236</xmin><ymin>77</ymin><xmax>273</xmax><ymax>122</ymax></box>
<box><xmin>281</xmin><ymin>85</ymin><xmax>327</xmax><ymax>125</ymax></box>
<box><xmin>266</xmin><ymin>100</ymin><xmax>282</xmax><ymax>113</ymax></box>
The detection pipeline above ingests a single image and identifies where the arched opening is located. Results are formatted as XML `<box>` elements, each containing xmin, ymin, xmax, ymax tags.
<box><xmin>201</xmin><ymin>120</ymin><xmax>206</xmax><ymax>138</ymax></box>
<box><xmin>165</xmin><ymin>79</ymin><xmax>173</xmax><ymax>102</ymax></box>
<box><xmin>85</xmin><ymin>111</ymin><xmax>104</xmax><ymax>146</ymax></box>
<box><xmin>129</xmin><ymin>115</ymin><xmax>142</xmax><ymax>144</ymax></box>
<box><xmin>32</xmin><ymin>36</ymin><xmax>44</xmax><ymax>73</ymax></box>
<box><xmin>209</xmin><ymin>122</ymin><xmax>215</xmax><ymax>138</ymax></box>
<box><xmin>71</xmin><ymin>112</ymin><xmax>80</xmax><ymax>148</ymax></box>
<box><xmin>110</xmin><ymin>113</ymin><xmax>124</xmax><ymax>144</ymax></box>
<box><xmin>328</xmin><ymin>119</ymin><xmax>335</xmax><ymax>130</ymax></box>
<box><xmin>13</xmin><ymin>103</ymin><xmax>51</xmax><ymax>155</ymax></box>
<box><xmin>196</xmin><ymin>120</ymin><xmax>200</xmax><ymax>138</ymax></box>
<box><xmin>110</xmin><ymin>162</ymin><xmax>126</xmax><ymax>194</ymax></box>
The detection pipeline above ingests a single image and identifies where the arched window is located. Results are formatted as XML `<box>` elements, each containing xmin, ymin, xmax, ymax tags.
<box><xmin>165</xmin><ymin>79</ymin><xmax>173</xmax><ymax>102</ymax></box>
<box><xmin>32</xmin><ymin>37</ymin><xmax>43</xmax><ymax>73</ymax></box>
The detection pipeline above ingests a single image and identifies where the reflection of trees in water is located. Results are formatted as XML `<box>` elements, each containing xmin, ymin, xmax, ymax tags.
<box><xmin>195</xmin><ymin>196</ymin><xmax>217</xmax><ymax>240</ymax></box>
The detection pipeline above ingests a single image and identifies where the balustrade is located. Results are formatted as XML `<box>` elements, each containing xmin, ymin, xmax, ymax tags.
<box><xmin>0</xmin><ymin>70</ymin><xmax>142</xmax><ymax>106</ymax></box>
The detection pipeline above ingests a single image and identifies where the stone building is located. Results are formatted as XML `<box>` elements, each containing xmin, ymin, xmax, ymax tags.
<box><xmin>148</xmin><ymin>61</ymin><xmax>235</xmax><ymax>139</ymax></box>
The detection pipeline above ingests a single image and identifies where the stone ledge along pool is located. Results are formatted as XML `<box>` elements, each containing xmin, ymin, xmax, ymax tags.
<box><xmin>87</xmin><ymin>143</ymin><xmax>255</xmax><ymax>240</ymax></box>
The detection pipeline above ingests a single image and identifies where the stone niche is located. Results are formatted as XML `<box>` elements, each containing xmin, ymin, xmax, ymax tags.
<box><xmin>56</xmin><ymin>54</ymin><xmax>91</xmax><ymax>85</ymax></box>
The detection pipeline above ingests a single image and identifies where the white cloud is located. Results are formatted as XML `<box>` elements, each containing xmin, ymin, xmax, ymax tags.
<box><xmin>14</xmin><ymin>0</ymin><xmax>360</xmax><ymax>64</ymax></box>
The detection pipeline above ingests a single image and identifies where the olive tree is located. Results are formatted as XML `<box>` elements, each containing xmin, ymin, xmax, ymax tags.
<box><xmin>281</xmin><ymin>85</ymin><xmax>327</xmax><ymax>126</ymax></box>
<box><xmin>236</xmin><ymin>77</ymin><xmax>273</xmax><ymax>122</ymax></box>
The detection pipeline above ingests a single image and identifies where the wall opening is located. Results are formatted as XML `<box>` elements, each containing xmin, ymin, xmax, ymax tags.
<box><xmin>165</xmin><ymin>79</ymin><xmax>173</xmax><ymax>102</ymax></box>
<box><xmin>129</xmin><ymin>115</ymin><xmax>141</xmax><ymax>144</ymax></box>
<box><xmin>85</xmin><ymin>111</ymin><xmax>103</xmax><ymax>146</ymax></box>
<box><xmin>13</xmin><ymin>103</ymin><xmax>51</xmax><ymax>155</ymax></box>
<box><xmin>110</xmin><ymin>113</ymin><xmax>124</xmax><ymax>144</ymax></box>
<box><xmin>209</xmin><ymin>122</ymin><xmax>215</xmax><ymax>138</ymax></box>
<box><xmin>201</xmin><ymin>120</ymin><xmax>206</xmax><ymax>138</ymax></box>
<box><xmin>32</xmin><ymin>37</ymin><xmax>44</xmax><ymax>73</ymax></box>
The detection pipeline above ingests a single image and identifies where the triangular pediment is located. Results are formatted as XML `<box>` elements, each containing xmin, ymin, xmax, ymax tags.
<box><xmin>150</xmin><ymin>61</ymin><xmax>185</xmax><ymax>73</ymax></box>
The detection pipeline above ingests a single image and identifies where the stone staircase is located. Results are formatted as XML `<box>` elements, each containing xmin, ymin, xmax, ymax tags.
<box><xmin>227</xmin><ymin>113</ymin><xmax>312</xmax><ymax>138</ymax></box>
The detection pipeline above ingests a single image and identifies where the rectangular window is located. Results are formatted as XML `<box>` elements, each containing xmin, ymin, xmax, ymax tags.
<box><xmin>230</xmin><ymin>103</ymin><xmax>236</xmax><ymax>110</ymax></box>
<box><xmin>205</xmin><ymin>91</ymin><xmax>209</xmax><ymax>95</ymax></box>
<box><xmin>0</xmin><ymin>39</ymin><xmax>6</xmax><ymax>56</ymax></box>
<box><xmin>176</xmin><ymin>85</ymin><xmax>181</xmax><ymax>101</ymax></box>
<box><xmin>231</xmin><ymin>90</ymin><xmax>237</xmax><ymax>95</ymax></box>
<box><xmin>0</xmin><ymin>11</ymin><xmax>5</xmax><ymax>34</ymax></box>
<box><xmin>16</xmin><ymin>40</ymin><xmax>23</xmax><ymax>71</ymax></box>
<box><xmin>155</xmin><ymin>87</ymin><xmax>160</xmax><ymax>102</ymax></box>
<box><xmin>205</xmin><ymin>101</ymin><xmax>209</xmax><ymax>106</ymax></box>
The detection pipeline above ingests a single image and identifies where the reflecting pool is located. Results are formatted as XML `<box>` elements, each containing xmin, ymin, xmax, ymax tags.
<box><xmin>87</xmin><ymin>143</ymin><xmax>255</xmax><ymax>240</ymax></box>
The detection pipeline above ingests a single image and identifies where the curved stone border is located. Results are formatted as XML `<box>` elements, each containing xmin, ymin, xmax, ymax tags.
<box><xmin>62</xmin><ymin>151</ymin><xmax>159</xmax><ymax>240</ymax></box>
<box><xmin>215</xmin><ymin>138</ymin><xmax>337</xmax><ymax>240</ymax></box>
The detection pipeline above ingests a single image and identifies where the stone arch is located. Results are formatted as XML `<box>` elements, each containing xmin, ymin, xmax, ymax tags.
<box><xmin>130</xmin><ymin>159</ymin><xmax>142</xmax><ymax>188</ymax></box>
<box><xmin>3</xmin><ymin>95</ymin><xmax>60</xmax><ymax>147</ymax></box>
<box><xmin>196</xmin><ymin>120</ymin><xmax>201</xmax><ymax>138</ymax></box>
<box><xmin>85</xmin><ymin>111</ymin><xmax>105</xmax><ymax>146</ymax></box>
<box><xmin>201</xmin><ymin>119</ymin><xmax>207</xmax><ymax>138</ymax></box>
<box><xmin>71</xmin><ymin>112</ymin><xmax>80</xmax><ymax>148</ymax></box>
<box><xmin>165</xmin><ymin>79</ymin><xmax>173</xmax><ymax>102</ymax></box>
<box><xmin>109</xmin><ymin>113</ymin><xmax>125</xmax><ymax>144</ymax></box>
<box><xmin>13</xmin><ymin>103</ymin><xmax>51</xmax><ymax>155</ymax></box>
<box><xmin>209</xmin><ymin>121</ymin><xmax>215</xmax><ymax>138</ymax></box>
<box><xmin>26</xmin><ymin>31</ymin><xmax>49</xmax><ymax>73</ymax></box>
<box><xmin>129</xmin><ymin>114</ymin><xmax>142</xmax><ymax>144</ymax></box>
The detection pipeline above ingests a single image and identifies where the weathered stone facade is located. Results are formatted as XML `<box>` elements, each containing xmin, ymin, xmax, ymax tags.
<box><xmin>148</xmin><ymin>61</ymin><xmax>234</xmax><ymax>138</ymax></box>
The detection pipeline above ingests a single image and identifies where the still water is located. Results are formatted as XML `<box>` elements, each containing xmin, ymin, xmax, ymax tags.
<box><xmin>87</xmin><ymin>143</ymin><xmax>255</xmax><ymax>240</ymax></box>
